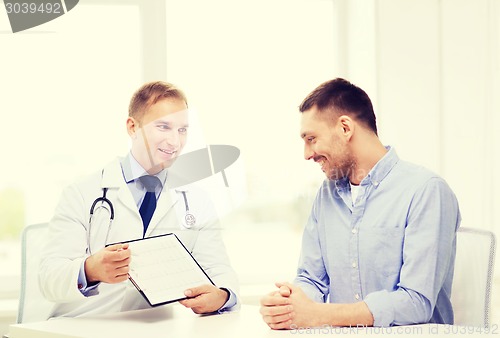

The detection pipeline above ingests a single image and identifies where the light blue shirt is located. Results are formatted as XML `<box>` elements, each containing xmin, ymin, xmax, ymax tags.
<box><xmin>79</xmin><ymin>153</ymin><xmax>237</xmax><ymax>312</ymax></box>
<box><xmin>294</xmin><ymin>147</ymin><xmax>461</xmax><ymax>326</ymax></box>
<box><xmin>121</xmin><ymin>152</ymin><xmax>167</xmax><ymax>204</ymax></box>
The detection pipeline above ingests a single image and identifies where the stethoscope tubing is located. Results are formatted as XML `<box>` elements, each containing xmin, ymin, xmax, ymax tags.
<box><xmin>89</xmin><ymin>188</ymin><xmax>115</xmax><ymax>222</ymax></box>
<box><xmin>87</xmin><ymin>185</ymin><xmax>194</xmax><ymax>253</ymax></box>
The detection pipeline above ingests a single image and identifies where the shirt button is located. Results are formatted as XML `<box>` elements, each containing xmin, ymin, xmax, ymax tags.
<box><xmin>355</xmin><ymin>294</ymin><xmax>360</xmax><ymax>300</ymax></box>
<box><xmin>352</xmin><ymin>262</ymin><xmax>357</xmax><ymax>268</ymax></box>
<box><xmin>352</xmin><ymin>228</ymin><xmax>357</xmax><ymax>234</ymax></box>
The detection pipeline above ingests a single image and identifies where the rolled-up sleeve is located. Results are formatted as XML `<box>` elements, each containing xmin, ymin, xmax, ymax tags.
<box><xmin>294</xmin><ymin>201</ymin><xmax>330</xmax><ymax>303</ymax></box>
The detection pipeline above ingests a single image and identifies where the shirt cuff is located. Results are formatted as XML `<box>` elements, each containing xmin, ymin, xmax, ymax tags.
<box><xmin>217</xmin><ymin>288</ymin><xmax>238</xmax><ymax>313</ymax></box>
<box><xmin>363</xmin><ymin>290</ymin><xmax>394</xmax><ymax>327</ymax></box>
<box><xmin>77</xmin><ymin>259</ymin><xmax>100</xmax><ymax>296</ymax></box>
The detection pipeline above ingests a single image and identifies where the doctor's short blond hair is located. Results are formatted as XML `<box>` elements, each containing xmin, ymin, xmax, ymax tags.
<box><xmin>128</xmin><ymin>81</ymin><xmax>188</xmax><ymax>124</ymax></box>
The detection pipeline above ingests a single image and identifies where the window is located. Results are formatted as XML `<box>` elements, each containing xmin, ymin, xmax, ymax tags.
<box><xmin>164</xmin><ymin>0</ymin><xmax>335</xmax><ymax>285</ymax></box>
<box><xmin>0</xmin><ymin>1</ymin><xmax>142</xmax><ymax>295</ymax></box>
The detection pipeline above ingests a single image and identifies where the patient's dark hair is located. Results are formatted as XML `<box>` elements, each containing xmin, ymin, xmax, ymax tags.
<box><xmin>299</xmin><ymin>78</ymin><xmax>377</xmax><ymax>135</ymax></box>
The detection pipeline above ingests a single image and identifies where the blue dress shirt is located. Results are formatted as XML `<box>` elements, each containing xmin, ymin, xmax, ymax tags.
<box><xmin>294</xmin><ymin>147</ymin><xmax>461</xmax><ymax>326</ymax></box>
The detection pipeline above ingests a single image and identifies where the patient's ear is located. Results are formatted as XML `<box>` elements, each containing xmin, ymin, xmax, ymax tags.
<box><xmin>338</xmin><ymin>115</ymin><xmax>354</xmax><ymax>141</ymax></box>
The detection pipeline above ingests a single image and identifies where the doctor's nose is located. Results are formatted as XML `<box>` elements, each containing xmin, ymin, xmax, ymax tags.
<box><xmin>165</xmin><ymin>131</ymin><xmax>181</xmax><ymax>147</ymax></box>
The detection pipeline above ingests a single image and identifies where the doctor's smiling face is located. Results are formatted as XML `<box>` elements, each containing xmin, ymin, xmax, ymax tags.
<box><xmin>127</xmin><ymin>97</ymin><xmax>189</xmax><ymax>175</ymax></box>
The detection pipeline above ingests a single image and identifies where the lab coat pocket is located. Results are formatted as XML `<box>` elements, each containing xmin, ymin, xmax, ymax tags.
<box><xmin>173</xmin><ymin>229</ymin><xmax>198</xmax><ymax>252</ymax></box>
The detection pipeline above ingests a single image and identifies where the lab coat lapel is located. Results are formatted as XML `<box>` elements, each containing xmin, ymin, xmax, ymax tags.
<box><xmin>144</xmin><ymin>186</ymin><xmax>176</xmax><ymax>237</ymax></box>
<box><xmin>101</xmin><ymin>158</ymin><xmax>139</xmax><ymax>215</ymax></box>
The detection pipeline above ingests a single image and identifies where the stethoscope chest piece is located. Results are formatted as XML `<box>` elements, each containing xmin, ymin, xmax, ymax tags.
<box><xmin>180</xmin><ymin>190</ymin><xmax>196</xmax><ymax>228</ymax></box>
<box><xmin>184</xmin><ymin>213</ymin><xmax>196</xmax><ymax>227</ymax></box>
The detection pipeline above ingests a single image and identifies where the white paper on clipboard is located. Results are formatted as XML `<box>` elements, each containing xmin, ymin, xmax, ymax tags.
<box><xmin>121</xmin><ymin>233</ymin><xmax>214</xmax><ymax>307</ymax></box>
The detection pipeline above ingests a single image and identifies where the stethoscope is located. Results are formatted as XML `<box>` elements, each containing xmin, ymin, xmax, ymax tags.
<box><xmin>87</xmin><ymin>188</ymin><xmax>115</xmax><ymax>254</ymax></box>
<box><xmin>181</xmin><ymin>191</ymin><xmax>196</xmax><ymax>227</ymax></box>
<box><xmin>87</xmin><ymin>186</ymin><xmax>195</xmax><ymax>253</ymax></box>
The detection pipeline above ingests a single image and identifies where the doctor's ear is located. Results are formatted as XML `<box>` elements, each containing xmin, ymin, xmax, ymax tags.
<box><xmin>126</xmin><ymin>117</ymin><xmax>139</xmax><ymax>138</ymax></box>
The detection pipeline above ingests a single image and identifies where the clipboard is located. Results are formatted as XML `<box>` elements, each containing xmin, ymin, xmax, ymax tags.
<box><xmin>107</xmin><ymin>233</ymin><xmax>214</xmax><ymax>307</ymax></box>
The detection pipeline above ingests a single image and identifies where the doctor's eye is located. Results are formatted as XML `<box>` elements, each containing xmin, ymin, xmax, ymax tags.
<box><xmin>307</xmin><ymin>136</ymin><xmax>315</xmax><ymax>143</ymax></box>
<box><xmin>178</xmin><ymin>127</ymin><xmax>188</xmax><ymax>134</ymax></box>
<box><xmin>157</xmin><ymin>123</ymin><xmax>171</xmax><ymax>131</ymax></box>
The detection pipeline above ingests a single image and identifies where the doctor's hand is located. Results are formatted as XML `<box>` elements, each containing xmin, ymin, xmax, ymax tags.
<box><xmin>178</xmin><ymin>284</ymin><xmax>229</xmax><ymax>314</ymax></box>
<box><xmin>84</xmin><ymin>243</ymin><xmax>131</xmax><ymax>284</ymax></box>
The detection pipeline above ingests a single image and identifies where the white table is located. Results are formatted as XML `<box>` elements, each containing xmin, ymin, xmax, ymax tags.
<box><xmin>8</xmin><ymin>305</ymin><xmax>496</xmax><ymax>337</ymax></box>
<box><xmin>8</xmin><ymin>305</ymin><xmax>275</xmax><ymax>338</ymax></box>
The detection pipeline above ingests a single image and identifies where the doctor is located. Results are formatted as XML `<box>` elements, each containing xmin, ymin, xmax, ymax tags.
<box><xmin>39</xmin><ymin>81</ymin><xmax>239</xmax><ymax>317</ymax></box>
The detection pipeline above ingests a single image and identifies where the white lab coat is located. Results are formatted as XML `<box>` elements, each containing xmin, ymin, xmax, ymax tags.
<box><xmin>39</xmin><ymin>158</ymin><xmax>239</xmax><ymax>318</ymax></box>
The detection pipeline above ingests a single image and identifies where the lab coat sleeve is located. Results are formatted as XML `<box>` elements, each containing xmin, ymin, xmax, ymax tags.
<box><xmin>39</xmin><ymin>181</ymin><xmax>93</xmax><ymax>303</ymax></box>
<box><xmin>188</xmin><ymin>189</ymin><xmax>240</xmax><ymax>310</ymax></box>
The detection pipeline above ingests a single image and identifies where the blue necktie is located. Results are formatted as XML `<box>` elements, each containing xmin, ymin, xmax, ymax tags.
<box><xmin>139</xmin><ymin>175</ymin><xmax>161</xmax><ymax>236</ymax></box>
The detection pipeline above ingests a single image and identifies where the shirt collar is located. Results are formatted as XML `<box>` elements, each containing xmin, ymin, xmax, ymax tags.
<box><xmin>362</xmin><ymin>145</ymin><xmax>399</xmax><ymax>187</ymax></box>
<box><xmin>335</xmin><ymin>146</ymin><xmax>399</xmax><ymax>190</ymax></box>
<box><xmin>120</xmin><ymin>152</ymin><xmax>168</xmax><ymax>186</ymax></box>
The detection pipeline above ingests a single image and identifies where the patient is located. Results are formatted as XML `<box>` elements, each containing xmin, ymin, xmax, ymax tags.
<box><xmin>260</xmin><ymin>78</ymin><xmax>461</xmax><ymax>328</ymax></box>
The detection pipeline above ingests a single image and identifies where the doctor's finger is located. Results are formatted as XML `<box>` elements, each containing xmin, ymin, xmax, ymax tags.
<box><xmin>114</xmin><ymin>267</ymin><xmax>130</xmax><ymax>277</ymax></box>
<box><xmin>105</xmin><ymin>243</ymin><xmax>127</xmax><ymax>251</ymax></box>
<box><xmin>114</xmin><ymin>260</ymin><xmax>130</xmax><ymax>273</ymax></box>
<box><xmin>114</xmin><ymin>257</ymin><xmax>131</xmax><ymax>268</ymax></box>
<box><xmin>178</xmin><ymin>298</ymin><xmax>199</xmax><ymax>308</ymax></box>
<box><xmin>184</xmin><ymin>284</ymin><xmax>213</xmax><ymax>297</ymax></box>
<box><xmin>108</xmin><ymin>249</ymin><xmax>131</xmax><ymax>262</ymax></box>
<box><xmin>113</xmin><ymin>265</ymin><xmax>130</xmax><ymax>276</ymax></box>
<box><xmin>111</xmin><ymin>273</ymin><xmax>129</xmax><ymax>283</ymax></box>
